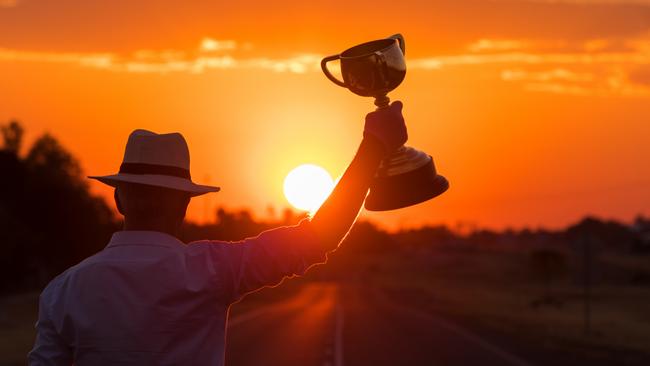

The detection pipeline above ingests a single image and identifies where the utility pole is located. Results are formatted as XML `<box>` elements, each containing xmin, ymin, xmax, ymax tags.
<box><xmin>582</xmin><ymin>234</ymin><xmax>592</xmax><ymax>335</ymax></box>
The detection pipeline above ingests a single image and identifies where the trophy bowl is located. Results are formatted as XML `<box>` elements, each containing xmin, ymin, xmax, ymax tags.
<box><xmin>321</xmin><ymin>34</ymin><xmax>449</xmax><ymax>211</ymax></box>
<box><xmin>322</xmin><ymin>37</ymin><xmax>406</xmax><ymax>101</ymax></box>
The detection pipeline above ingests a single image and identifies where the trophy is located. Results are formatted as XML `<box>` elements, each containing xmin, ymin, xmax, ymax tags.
<box><xmin>321</xmin><ymin>34</ymin><xmax>449</xmax><ymax>211</ymax></box>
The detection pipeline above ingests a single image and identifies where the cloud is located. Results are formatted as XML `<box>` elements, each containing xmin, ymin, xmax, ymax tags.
<box><xmin>199</xmin><ymin>38</ymin><xmax>237</xmax><ymax>52</ymax></box>
<box><xmin>409</xmin><ymin>51</ymin><xmax>650</xmax><ymax>69</ymax></box>
<box><xmin>2</xmin><ymin>36</ymin><xmax>650</xmax><ymax>97</ymax></box>
<box><xmin>0</xmin><ymin>48</ymin><xmax>115</xmax><ymax>67</ymax></box>
<box><xmin>0</xmin><ymin>46</ymin><xmax>323</xmax><ymax>74</ymax></box>
<box><xmin>524</xmin><ymin>79</ymin><xmax>650</xmax><ymax>97</ymax></box>
<box><xmin>524</xmin><ymin>82</ymin><xmax>595</xmax><ymax>95</ymax></box>
<box><xmin>467</xmin><ymin>39</ymin><xmax>528</xmax><ymax>53</ymax></box>
<box><xmin>501</xmin><ymin>68</ymin><xmax>594</xmax><ymax>82</ymax></box>
<box><xmin>500</xmin><ymin>67</ymin><xmax>650</xmax><ymax>96</ymax></box>
<box><xmin>408</xmin><ymin>36</ymin><xmax>650</xmax><ymax>96</ymax></box>
<box><xmin>111</xmin><ymin>54</ymin><xmax>323</xmax><ymax>74</ymax></box>
<box><xmin>0</xmin><ymin>37</ymin><xmax>321</xmax><ymax>74</ymax></box>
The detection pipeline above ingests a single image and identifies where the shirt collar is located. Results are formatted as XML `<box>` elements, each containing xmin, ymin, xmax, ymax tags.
<box><xmin>107</xmin><ymin>231</ymin><xmax>186</xmax><ymax>250</ymax></box>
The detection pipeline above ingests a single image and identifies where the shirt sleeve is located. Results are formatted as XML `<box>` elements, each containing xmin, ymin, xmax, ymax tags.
<box><xmin>208</xmin><ymin>219</ymin><xmax>327</xmax><ymax>303</ymax></box>
<box><xmin>28</xmin><ymin>294</ymin><xmax>73</xmax><ymax>366</ymax></box>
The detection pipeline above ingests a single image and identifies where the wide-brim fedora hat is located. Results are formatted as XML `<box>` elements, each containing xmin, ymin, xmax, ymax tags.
<box><xmin>89</xmin><ymin>129</ymin><xmax>220</xmax><ymax>196</ymax></box>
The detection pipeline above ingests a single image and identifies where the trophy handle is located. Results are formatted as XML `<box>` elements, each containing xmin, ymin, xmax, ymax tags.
<box><xmin>321</xmin><ymin>54</ymin><xmax>347</xmax><ymax>88</ymax></box>
<box><xmin>388</xmin><ymin>33</ymin><xmax>406</xmax><ymax>55</ymax></box>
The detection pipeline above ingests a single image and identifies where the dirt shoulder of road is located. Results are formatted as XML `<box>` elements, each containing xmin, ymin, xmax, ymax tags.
<box><xmin>369</xmin><ymin>248</ymin><xmax>650</xmax><ymax>366</ymax></box>
<box><xmin>0</xmin><ymin>291</ymin><xmax>39</xmax><ymax>366</ymax></box>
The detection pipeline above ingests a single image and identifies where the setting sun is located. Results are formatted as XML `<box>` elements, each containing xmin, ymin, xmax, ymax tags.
<box><xmin>283</xmin><ymin>164</ymin><xmax>335</xmax><ymax>213</ymax></box>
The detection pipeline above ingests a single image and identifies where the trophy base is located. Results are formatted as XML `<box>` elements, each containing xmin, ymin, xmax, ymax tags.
<box><xmin>365</xmin><ymin>150</ymin><xmax>449</xmax><ymax>211</ymax></box>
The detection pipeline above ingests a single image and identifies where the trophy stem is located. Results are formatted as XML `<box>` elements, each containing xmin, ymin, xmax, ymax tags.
<box><xmin>374</xmin><ymin>94</ymin><xmax>390</xmax><ymax>109</ymax></box>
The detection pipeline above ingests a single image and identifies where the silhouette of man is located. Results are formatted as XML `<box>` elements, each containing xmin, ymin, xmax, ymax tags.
<box><xmin>28</xmin><ymin>102</ymin><xmax>407</xmax><ymax>365</ymax></box>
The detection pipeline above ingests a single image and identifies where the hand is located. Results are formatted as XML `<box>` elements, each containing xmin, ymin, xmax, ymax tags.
<box><xmin>363</xmin><ymin>101</ymin><xmax>408</xmax><ymax>154</ymax></box>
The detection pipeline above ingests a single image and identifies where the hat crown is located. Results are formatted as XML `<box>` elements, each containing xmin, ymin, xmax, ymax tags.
<box><xmin>88</xmin><ymin>129</ymin><xmax>219</xmax><ymax>195</ymax></box>
<box><xmin>122</xmin><ymin>129</ymin><xmax>190</xmax><ymax>169</ymax></box>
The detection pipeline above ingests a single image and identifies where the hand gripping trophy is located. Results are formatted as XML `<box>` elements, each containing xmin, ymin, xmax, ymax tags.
<box><xmin>321</xmin><ymin>34</ymin><xmax>449</xmax><ymax>210</ymax></box>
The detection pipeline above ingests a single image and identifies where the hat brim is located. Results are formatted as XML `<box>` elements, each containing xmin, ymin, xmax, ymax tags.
<box><xmin>88</xmin><ymin>173</ymin><xmax>220</xmax><ymax>197</ymax></box>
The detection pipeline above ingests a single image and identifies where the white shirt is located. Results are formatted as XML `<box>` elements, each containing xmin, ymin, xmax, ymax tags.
<box><xmin>28</xmin><ymin>220</ymin><xmax>325</xmax><ymax>365</ymax></box>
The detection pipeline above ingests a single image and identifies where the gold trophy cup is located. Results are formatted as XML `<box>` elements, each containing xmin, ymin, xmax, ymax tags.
<box><xmin>321</xmin><ymin>34</ymin><xmax>448</xmax><ymax>210</ymax></box>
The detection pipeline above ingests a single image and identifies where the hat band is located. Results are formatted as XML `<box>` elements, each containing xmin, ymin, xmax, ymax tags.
<box><xmin>119</xmin><ymin>162</ymin><xmax>191</xmax><ymax>179</ymax></box>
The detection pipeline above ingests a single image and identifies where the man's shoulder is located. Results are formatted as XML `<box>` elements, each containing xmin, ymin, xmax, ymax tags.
<box><xmin>40</xmin><ymin>250</ymin><xmax>107</xmax><ymax>300</ymax></box>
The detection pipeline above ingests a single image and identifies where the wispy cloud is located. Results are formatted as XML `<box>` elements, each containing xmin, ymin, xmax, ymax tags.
<box><xmin>412</xmin><ymin>37</ymin><xmax>650</xmax><ymax>96</ymax></box>
<box><xmin>499</xmin><ymin>67</ymin><xmax>650</xmax><ymax>96</ymax></box>
<box><xmin>0</xmin><ymin>48</ymin><xmax>115</xmax><ymax>67</ymax></box>
<box><xmin>501</xmin><ymin>68</ymin><xmax>594</xmax><ymax>82</ymax></box>
<box><xmin>2</xmin><ymin>37</ymin><xmax>650</xmax><ymax>97</ymax></box>
<box><xmin>0</xmin><ymin>39</ymin><xmax>323</xmax><ymax>74</ymax></box>
<box><xmin>113</xmin><ymin>54</ymin><xmax>323</xmax><ymax>74</ymax></box>
<box><xmin>199</xmin><ymin>38</ymin><xmax>237</xmax><ymax>52</ymax></box>
<box><xmin>467</xmin><ymin>39</ymin><xmax>528</xmax><ymax>53</ymax></box>
<box><xmin>409</xmin><ymin>51</ymin><xmax>650</xmax><ymax>69</ymax></box>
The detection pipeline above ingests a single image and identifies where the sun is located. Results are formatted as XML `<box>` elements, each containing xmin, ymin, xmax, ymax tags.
<box><xmin>283</xmin><ymin>164</ymin><xmax>335</xmax><ymax>213</ymax></box>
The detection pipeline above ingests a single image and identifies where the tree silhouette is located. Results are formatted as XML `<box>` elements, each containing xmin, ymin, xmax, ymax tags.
<box><xmin>0</xmin><ymin>121</ymin><xmax>118</xmax><ymax>291</ymax></box>
<box><xmin>1</xmin><ymin>119</ymin><xmax>648</xmax><ymax>295</ymax></box>
<box><xmin>1</xmin><ymin>120</ymin><xmax>23</xmax><ymax>155</ymax></box>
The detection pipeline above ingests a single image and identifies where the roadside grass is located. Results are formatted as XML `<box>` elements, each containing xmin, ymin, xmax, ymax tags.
<box><xmin>2</xmin><ymin>248</ymin><xmax>648</xmax><ymax>365</ymax></box>
<box><xmin>372</xmin><ymin>247</ymin><xmax>650</xmax><ymax>358</ymax></box>
<box><xmin>0</xmin><ymin>291</ymin><xmax>39</xmax><ymax>366</ymax></box>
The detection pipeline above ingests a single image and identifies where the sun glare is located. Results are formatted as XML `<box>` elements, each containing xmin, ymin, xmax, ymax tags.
<box><xmin>283</xmin><ymin>164</ymin><xmax>335</xmax><ymax>213</ymax></box>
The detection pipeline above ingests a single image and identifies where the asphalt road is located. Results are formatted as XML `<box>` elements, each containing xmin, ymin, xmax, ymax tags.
<box><xmin>225</xmin><ymin>283</ymin><xmax>535</xmax><ymax>366</ymax></box>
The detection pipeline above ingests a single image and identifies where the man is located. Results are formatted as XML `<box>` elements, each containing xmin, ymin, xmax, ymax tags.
<box><xmin>28</xmin><ymin>102</ymin><xmax>407</xmax><ymax>365</ymax></box>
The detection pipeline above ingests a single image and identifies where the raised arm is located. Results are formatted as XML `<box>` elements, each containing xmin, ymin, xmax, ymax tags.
<box><xmin>310</xmin><ymin>101</ymin><xmax>407</xmax><ymax>250</ymax></box>
<box><xmin>212</xmin><ymin>102</ymin><xmax>407</xmax><ymax>302</ymax></box>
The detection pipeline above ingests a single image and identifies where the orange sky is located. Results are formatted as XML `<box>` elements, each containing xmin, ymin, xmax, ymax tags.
<box><xmin>1</xmin><ymin>0</ymin><xmax>649</xmax><ymax>230</ymax></box>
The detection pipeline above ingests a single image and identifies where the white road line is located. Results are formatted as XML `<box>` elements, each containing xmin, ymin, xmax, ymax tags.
<box><xmin>425</xmin><ymin>314</ymin><xmax>534</xmax><ymax>366</ymax></box>
<box><xmin>334</xmin><ymin>290</ymin><xmax>344</xmax><ymax>366</ymax></box>
<box><xmin>381</xmin><ymin>292</ymin><xmax>534</xmax><ymax>366</ymax></box>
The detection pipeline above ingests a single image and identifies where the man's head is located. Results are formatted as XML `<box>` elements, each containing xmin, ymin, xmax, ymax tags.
<box><xmin>115</xmin><ymin>182</ymin><xmax>191</xmax><ymax>236</ymax></box>
<box><xmin>88</xmin><ymin>129</ymin><xmax>220</xmax><ymax>235</ymax></box>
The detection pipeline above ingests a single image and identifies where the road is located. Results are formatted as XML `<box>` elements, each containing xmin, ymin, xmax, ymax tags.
<box><xmin>225</xmin><ymin>283</ymin><xmax>534</xmax><ymax>366</ymax></box>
